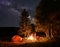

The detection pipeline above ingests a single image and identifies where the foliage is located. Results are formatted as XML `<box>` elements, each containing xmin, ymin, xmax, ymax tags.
<box><xmin>35</xmin><ymin>0</ymin><xmax>59</xmax><ymax>24</ymax></box>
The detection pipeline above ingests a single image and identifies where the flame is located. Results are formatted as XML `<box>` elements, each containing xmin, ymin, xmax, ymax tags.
<box><xmin>27</xmin><ymin>34</ymin><xmax>37</xmax><ymax>42</ymax></box>
<box><xmin>27</xmin><ymin>35</ymin><xmax>34</xmax><ymax>40</ymax></box>
<box><xmin>25</xmin><ymin>33</ymin><xmax>48</xmax><ymax>43</ymax></box>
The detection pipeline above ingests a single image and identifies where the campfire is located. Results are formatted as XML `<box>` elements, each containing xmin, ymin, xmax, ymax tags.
<box><xmin>25</xmin><ymin>33</ymin><xmax>48</xmax><ymax>42</ymax></box>
<box><xmin>26</xmin><ymin>33</ymin><xmax>37</xmax><ymax>42</ymax></box>
<box><xmin>11</xmin><ymin>33</ymin><xmax>48</xmax><ymax>43</ymax></box>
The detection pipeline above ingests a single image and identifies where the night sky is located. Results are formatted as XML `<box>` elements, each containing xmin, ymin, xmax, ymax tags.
<box><xmin>0</xmin><ymin>0</ymin><xmax>40</xmax><ymax>27</ymax></box>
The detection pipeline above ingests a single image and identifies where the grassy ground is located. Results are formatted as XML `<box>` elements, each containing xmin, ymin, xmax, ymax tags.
<box><xmin>0</xmin><ymin>39</ymin><xmax>60</xmax><ymax>47</ymax></box>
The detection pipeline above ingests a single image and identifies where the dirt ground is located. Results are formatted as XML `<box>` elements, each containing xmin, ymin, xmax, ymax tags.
<box><xmin>0</xmin><ymin>39</ymin><xmax>60</xmax><ymax>47</ymax></box>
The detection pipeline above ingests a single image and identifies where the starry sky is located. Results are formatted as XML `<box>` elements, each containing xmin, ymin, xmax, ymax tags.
<box><xmin>0</xmin><ymin>0</ymin><xmax>40</xmax><ymax>27</ymax></box>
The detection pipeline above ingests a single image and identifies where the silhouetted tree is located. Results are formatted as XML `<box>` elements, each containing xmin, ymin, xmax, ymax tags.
<box><xmin>35</xmin><ymin>0</ymin><xmax>57</xmax><ymax>24</ymax></box>
<box><xmin>35</xmin><ymin>0</ymin><xmax>60</xmax><ymax>38</ymax></box>
<box><xmin>18</xmin><ymin>9</ymin><xmax>31</xmax><ymax>37</ymax></box>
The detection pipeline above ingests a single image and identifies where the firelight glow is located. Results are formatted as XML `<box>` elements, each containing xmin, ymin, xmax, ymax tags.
<box><xmin>27</xmin><ymin>34</ymin><xmax>37</xmax><ymax>41</ymax></box>
<box><xmin>27</xmin><ymin>35</ymin><xmax>34</xmax><ymax>40</ymax></box>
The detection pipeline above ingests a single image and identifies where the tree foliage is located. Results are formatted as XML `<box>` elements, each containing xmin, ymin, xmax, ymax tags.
<box><xmin>35</xmin><ymin>0</ymin><xmax>60</xmax><ymax>24</ymax></box>
<box><xmin>18</xmin><ymin>9</ymin><xmax>32</xmax><ymax>37</ymax></box>
<box><xmin>35</xmin><ymin>0</ymin><xmax>60</xmax><ymax>38</ymax></box>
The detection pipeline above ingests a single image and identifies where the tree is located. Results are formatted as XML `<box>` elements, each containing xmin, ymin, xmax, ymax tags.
<box><xmin>18</xmin><ymin>9</ymin><xmax>32</xmax><ymax>37</ymax></box>
<box><xmin>35</xmin><ymin>0</ymin><xmax>57</xmax><ymax>23</ymax></box>
<box><xmin>35</xmin><ymin>0</ymin><xmax>60</xmax><ymax>38</ymax></box>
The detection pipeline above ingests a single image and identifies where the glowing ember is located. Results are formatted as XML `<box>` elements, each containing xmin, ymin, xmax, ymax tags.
<box><xmin>11</xmin><ymin>35</ymin><xmax>22</xmax><ymax>42</ymax></box>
